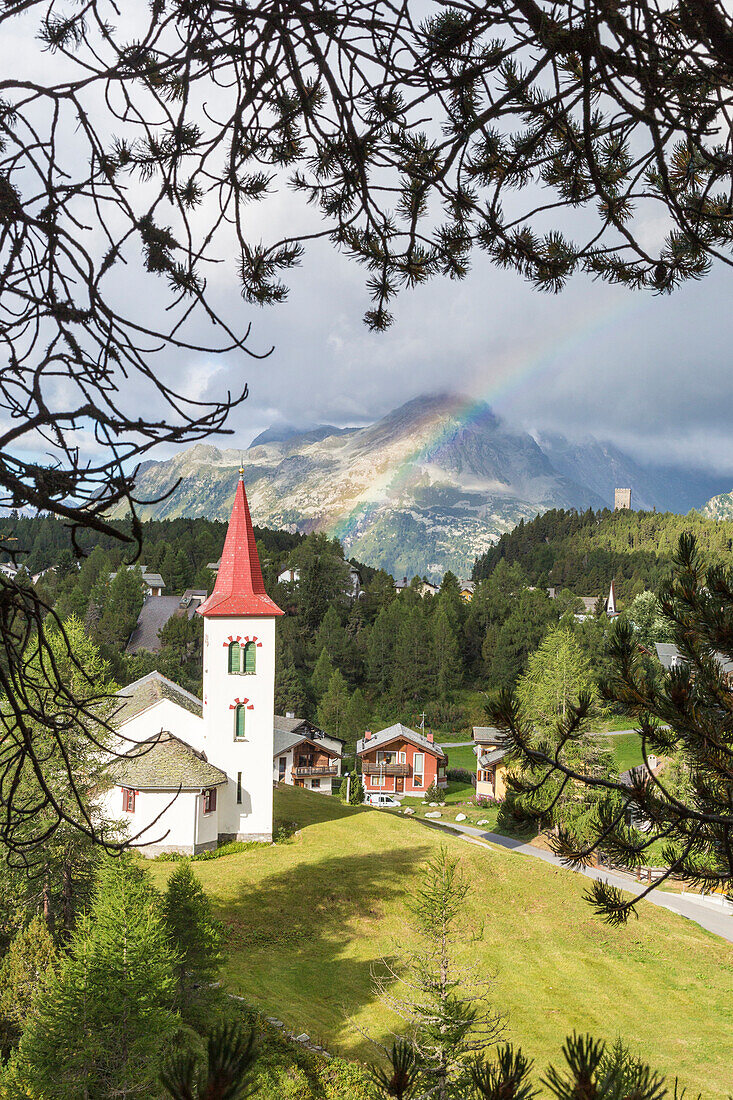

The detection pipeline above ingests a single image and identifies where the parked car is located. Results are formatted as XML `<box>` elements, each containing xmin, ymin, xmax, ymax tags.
<box><xmin>365</xmin><ymin>792</ymin><xmax>401</xmax><ymax>809</ymax></box>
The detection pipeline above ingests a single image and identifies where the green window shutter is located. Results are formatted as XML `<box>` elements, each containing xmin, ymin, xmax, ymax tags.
<box><xmin>228</xmin><ymin>642</ymin><xmax>240</xmax><ymax>674</ymax></box>
<box><xmin>234</xmin><ymin>705</ymin><xmax>245</xmax><ymax>740</ymax></box>
<box><xmin>244</xmin><ymin>641</ymin><xmax>256</xmax><ymax>674</ymax></box>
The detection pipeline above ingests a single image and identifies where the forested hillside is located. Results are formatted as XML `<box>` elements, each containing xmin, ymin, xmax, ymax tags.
<box><xmin>473</xmin><ymin>508</ymin><xmax>733</xmax><ymax>598</ymax></box>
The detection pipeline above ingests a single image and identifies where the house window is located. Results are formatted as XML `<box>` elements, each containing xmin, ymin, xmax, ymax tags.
<box><xmin>228</xmin><ymin>641</ymin><xmax>241</xmax><ymax>674</ymax></box>
<box><xmin>122</xmin><ymin>787</ymin><xmax>136</xmax><ymax>813</ymax></box>
<box><xmin>234</xmin><ymin>704</ymin><xmax>246</xmax><ymax>740</ymax></box>
<box><xmin>203</xmin><ymin>787</ymin><xmax>217</xmax><ymax>814</ymax></box>
<box><xmin>243</xmin><ymin>641</ymin><xmax>256</xmax><ymax>674</ymax></box>
<box><xmin>311</xmin><ymin>778</ymin><xmax>321</xmax><ymax>789</ymax></box>
<box><xmin>237</xmin><ymin>772</ymin><xmax>242</xmax><ymax>804</ymax></box>
<box><xmin>413</xmin><ymin>753</ymin><xmax>424</xmax><ymax>788</ymax></box>
<box><xmin>278</xmin><ymin>757</ymin><xmax>286</xmax><ymax>781</ymax></box>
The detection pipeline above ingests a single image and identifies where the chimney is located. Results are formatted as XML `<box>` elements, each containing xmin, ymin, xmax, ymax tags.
<box><xmin>403</xmin><ymin>576</ymin><xmax>407</xmax><ymax>585</ymax></box>
<box><xmin>426</xmin><ymin>732</ymin><xmax>434</xmax><ymax>743</ymax></box>
<box><xmin>286</xmin><ymin>711</ymin><xmax>295</xmax><ymax>719</ymax></box>
<box><xmin>364</xmin><ymin>730</ymin><xmax>372</xmax><ymax>741</ymax></box>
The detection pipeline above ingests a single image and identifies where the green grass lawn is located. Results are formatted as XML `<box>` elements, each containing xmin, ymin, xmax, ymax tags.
<box><xmin>150</xmin><ymin>786</ymin><xmax>733</xmax><ymax>1096</ymax></box>
<box><xmin>607</xmin><ymin>731</ymin><xmax>645</xmax><ymax>773</ymax></box>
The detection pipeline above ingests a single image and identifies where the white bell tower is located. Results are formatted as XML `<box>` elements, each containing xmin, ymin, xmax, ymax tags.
<box><xmin>197</xmin><ymin>470</ymin><xmax>283</xmax><ymax>842</ymax></box>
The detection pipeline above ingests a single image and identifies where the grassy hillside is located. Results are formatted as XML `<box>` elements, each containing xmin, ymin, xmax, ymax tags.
<box><xmin>472</xmin><ymin>507</ymin><xmax>733</xmax><ymax>600</ymax></box>
<box><xmin>150</xmin><ymin>786</ymin><xmax>733</xmax><ymax>1096</ymax></box>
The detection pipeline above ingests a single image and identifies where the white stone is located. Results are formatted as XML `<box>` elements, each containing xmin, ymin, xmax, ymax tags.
<box><xmin>295</xmin><ymin>1033</ymin><xmax>310</xmax><ymax>1043</ymax></box>
<box><xmin>403</xmin><ymin>807</ymin><xmax>415</xmax><ymax>815</ymax></box>
<box><xmin>455</xmin><ymin>813</ymin><xmax>467</xmax><ymax>822</ymax></box>
<box><xmin>429</xmin><ymin>802</ymin><xmax>439</xmax><ymax>806</ymax></box>
<box><xmin>476</xmin><ymin>819</ymin><xmax>490</xmax><ymax>826</ymax></box>
<box><xmin>425</xmin><ymin>811</ymin><xmax>442</xmax><ymax>818</ymax></box>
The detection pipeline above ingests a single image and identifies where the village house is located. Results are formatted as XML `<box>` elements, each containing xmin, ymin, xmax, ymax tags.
<box><xmin>273</xmin><ymin>714</ymin><xmax>343</xmax><ymax>794</ymax></box>
<box><xmin>109</xmin><ymin>564</ymin><xmax>167</xmax><ymax>597</ymax></box>
<box><xmin>570</xmin><ymin>580</ymin><xmax>619</xmax><ymax>621</ymax></box>
<box><xmin>392</xmin><ymin>576</ymin><xmax>440</xmax><ymax>597</ymax></box>
<box><xmin>356</xmin><ymin>723</ymin><xmax>447</xmax><ymax>798</ymax></box>
<box><xmin>101</xmin><ymin>473</ymin><xmax>283</xmax><ymax>855</ymax></box>
<box><xmin>473</xmin><ymin>726</ymin><xmax>510</xmax><ymax>801</ymax></box>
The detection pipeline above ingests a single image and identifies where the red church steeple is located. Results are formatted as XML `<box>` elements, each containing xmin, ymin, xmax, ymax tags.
<box><xmin>198</xmin><ymin>472</ymin><xmax>283</xmax><ymax>618</ymax></box>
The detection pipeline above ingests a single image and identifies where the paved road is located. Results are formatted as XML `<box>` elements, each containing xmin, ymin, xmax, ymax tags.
<box><xmin>434</xmin><ymin>819</ymin><xmax>733</xmax><ymax>944</ymax></box>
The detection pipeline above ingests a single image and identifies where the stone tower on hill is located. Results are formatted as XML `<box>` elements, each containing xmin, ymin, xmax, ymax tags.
<box><xmin>615</xmin><ymin>488</ymin><xmax>632</xmax><ymax>510</ymax></box>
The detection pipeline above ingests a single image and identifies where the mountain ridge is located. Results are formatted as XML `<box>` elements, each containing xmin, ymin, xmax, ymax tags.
<box><xmin>112</xmin><ymin>393</ymin><xmax>726</xmax><ymax>578</ymax></box>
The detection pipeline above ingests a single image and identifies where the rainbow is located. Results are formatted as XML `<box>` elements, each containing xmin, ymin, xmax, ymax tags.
<box><xmin>332</xmin><ymin>290</ymin><xmax>644</xmax><ymax>547</ymax></box>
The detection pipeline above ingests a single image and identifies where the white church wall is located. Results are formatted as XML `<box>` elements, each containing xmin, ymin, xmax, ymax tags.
<box><xmin>101</xmin><ymin>785</ymin><xmax>207</xmax><ymax>855</ymax></box>
<box><xmin>115</xmin><ymin>698</ymin><xmax>204</xmax><ymax>754</ymax></box>
<box><xmin>202</xmin><ymin>615</ymin><xmax>277</xmax><ymax>842</ymax></box>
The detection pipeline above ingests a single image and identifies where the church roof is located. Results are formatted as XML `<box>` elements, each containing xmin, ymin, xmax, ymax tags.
<box><xmin>108</xmin><ymin>731</ymin><xmax>227</xmax><ymax>790</ymax></box>
<box><xmin>198</xmin><ymin>476</ymin><xmax>283</xmax><ymax>618</ymax></box>
<box><xmin>112</xmin><ymin>670</ymin><xmax>203</xmax><ymax>726</ymax></box>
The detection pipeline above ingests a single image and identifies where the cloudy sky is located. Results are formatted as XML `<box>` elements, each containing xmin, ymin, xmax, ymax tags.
<box><xmin>5</xmin><ymin>6</ymin><xmax>733</xmax><ymax>491</ymax></box>
<box><xmin>187</xmin><ymin>237</ymin><xmax>733</xmax><ymax>481</ymax></box>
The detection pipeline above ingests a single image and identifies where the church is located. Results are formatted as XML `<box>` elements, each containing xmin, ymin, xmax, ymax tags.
<box><xmin>101</xmin><ymin>472</ymin><xmax>284</xmax><ymax>855</ymax></box>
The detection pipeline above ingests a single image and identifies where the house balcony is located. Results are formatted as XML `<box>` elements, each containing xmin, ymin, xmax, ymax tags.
<box><xmin>292</xmin><ymin>764</ymin><xmax>339</xmax><ymax>779</ymax></box>
<box><xmin>361</xmin><ymin>761</ymin><xmax>410</xmax><ymax>777</ymax></box>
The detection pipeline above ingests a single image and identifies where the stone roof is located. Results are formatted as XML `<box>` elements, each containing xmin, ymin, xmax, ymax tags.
<box><xmin>472</xmin><ymin>726</ymin><xmax>507</xmax><ymax>744</ymax></box>
<box><xmin>273</xmin><ymin>728</ymin><xmax>306</xmax><ymax>756</ymax></box>
<box><xmin>126</xmin><ymin>596</ymin><xmax>186</xmax><ymax>654</ymax></box>
<box><xmin>655</xmin><ymin>642</ymin><xmax>733</xmax><ymax>674</ymax></box>
<box><xmin>108</xmin><ymin>731</ymin><xmax>226</xmax><ymax>790</ymax></box>
<box><xmin>112</xmin><ymin>671</ymin><xmax>203</xmax><ymax>726</ymax></box>
<box><xmin>273</xmin><ymin>715</ymin><xmax>343</xmax><ymax>757</ymax></box>
<box><xmin>478</xmin><ymin>747</ymin><xmax>510</xmax><ymax>767</ymax></box>
<box><xmin>356</xmin><ymin>722</ymin><xmax>446</xmax><ymax>758</ymax></box>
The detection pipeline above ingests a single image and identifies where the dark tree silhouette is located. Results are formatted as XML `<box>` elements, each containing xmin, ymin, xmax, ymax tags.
<box><xmin>490</xmin><ymin>533</ymin><xmax>733</xmax><ymax>924</ymax></box>
<box><xmin>0</xmin><ymin>0</ymin><xmax>732</xmax><ymax>854</ymax></box>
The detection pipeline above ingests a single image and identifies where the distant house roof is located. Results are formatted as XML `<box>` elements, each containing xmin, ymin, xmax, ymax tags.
<box><xmin>112</xmin><ymin>671</ymin><xmax>203</xmax><ymax>726</ymax></box>
<box><xmin>356</xmin><ymin>723</ymin><xmax>446</xmax><ymax>758</ymax></box>
<box><xmin>273</xmin><ymin>714</ymin><xmax>343</xmax><ymax>755</ymax></box>
<box><xmin>654</xmin><ymin>642</ymin><xmax>733</xmax><ymax>675</ymax></box>
<box><xmin>180</xmin><ymin>589</ymin><xmax>207</xmax><ymax>608</ymax></box>
<box><xmin>108</xmin><ymin>731</ymin><xmax>227</xmax><ymax>790</ymax></box>
<box><xmin>478</xmin><ymin>746</ymin><xmax>510</xmax><ymax>767</ymax></box>
<box><xmin>126</xmin><ymin>596</ymin><xmax>187</xmax><ymax>654</ymax></box>
<box><xmin>579</xmin><ymin>596</ymin><xmax>599</xmax><ymax>613</ymax></box>
<box><xmin>472</xmin><ymin>726</ymin><xmax>507</xmax><ymax>745</ymax></box>
<box><xmin>110</xmin><ymin>567</ymin><xmax>166</xmax><ymax>590</ymax></box>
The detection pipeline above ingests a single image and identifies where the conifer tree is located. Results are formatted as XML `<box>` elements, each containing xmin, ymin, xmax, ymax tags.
<box><xmin>432</xmin><ymin>609</ymin><xmax>463</xmax><ymax>700</ymax></box>
<box><xmin>0</xmin><ymin>917</ymin><xmax>56</xmax><ymax>1059</ymax></box>
<box><xmin>317</xmin><ymin>670</ymin><xmax>350</xmax><ymax>739</ymax></box>
<box><xmin>315</xmin><ymin>606</ymin><xmax>349</xmax><ymax>670</ymax></box>
<box><xmin>15</xmin><ymin>860</ymin><xmax>177</xmax><ymax>1100</ymax></box>
<box><xmin>275</xmin><ymin>660</ymin><xmax>307</xmax><ymax>717</ymax></box>
<box><xmin>366</xmin><ymin>604</ymin><xmax>400</xmax><ymax>694</ymax></box>
<box><xmin>311</xmin><ymin>647</ymin><xmax>335</xmax><ymax>703</ymax></box>
<box><xmin>391</xmin><ymin>608</ymin><xmax>434</xmax><ymax>708</ymax></box>
<box><xmin>343</xmin><ymin>688</ymin><xmax>372</xmax><ymax>753</ymax></box>
<box><xmin>162</xmin><ymin>861</ymin><xmax>223</xmax><ymax>1028</ymax></box>
<box><xmin>347</xmin><ymin>773</ymin><xmax>365</xmax><ymax>805</ymax></box>
<box><xmin>371</xmin><ymin>846</ymin><xmax>504</xmax><ymax>1100</ymax></box>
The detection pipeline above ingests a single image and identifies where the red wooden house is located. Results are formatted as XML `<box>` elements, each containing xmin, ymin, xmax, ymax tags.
<box><xmin>356</xmin><ymin>723</ymin><xmax>447</xmax><ymax>798</ymax></box>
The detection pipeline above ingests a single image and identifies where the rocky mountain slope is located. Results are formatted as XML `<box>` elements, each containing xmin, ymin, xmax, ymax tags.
<box><xmin>703</xmin><ymin>489</ymin><xmax>733</xmax><ymax>521</ymax></box>
<box><xmin>112</xmin><ymin>394</ymin><xmax>723</xmax><ymax>578</ymax></box>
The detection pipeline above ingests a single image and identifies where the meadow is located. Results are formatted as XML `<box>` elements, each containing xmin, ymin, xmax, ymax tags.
<box><xmin>150</xmin><ymin>785</ymin><xmax>733</xmax><ymax>1096</ymax></box>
